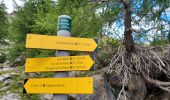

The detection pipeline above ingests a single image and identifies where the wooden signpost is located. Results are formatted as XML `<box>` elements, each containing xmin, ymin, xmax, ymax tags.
<box><xmin>23</xmin><ymin>77</ymin><xmax>93</xmax><ymax>94</ymax></box>
<box><xmin>25</xmin><ymin>55</ymin><xmax>94</xmax><ymax>72</ymax></box>
<box><xmin>26</xmin><ymin>34</ymin><xmax>97</xmax><ymax>52</ymax></box>
<box><xmin>24</xmin><ymin>15</ymin><xmax>97</xmax><ymax>100</ymax></box>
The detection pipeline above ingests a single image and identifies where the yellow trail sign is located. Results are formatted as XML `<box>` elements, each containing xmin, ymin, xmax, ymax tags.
<box><xmin>25</xmin><ymin>55</ymin><xmax>94</xmax><ymax>72</ymax></box>
<box><xmin>23</xmin><ymin>77</ymin><xmax>93</xmax><ymax>94</ymax></box>
<box><xmin>26</xmin><ymin>34</ymin><xmax>97</xmax><ymax>52</ymax></box>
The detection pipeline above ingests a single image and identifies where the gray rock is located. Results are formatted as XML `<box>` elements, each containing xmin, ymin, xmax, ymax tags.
<box><xmin>6</xmin><ymin>91</ymin><xmax>10</xmax><ymax>94</ymax></box>
<box><xmin>40</xmin><ymin>94</ymin><xmax>53</xmax><ymax>100</ymax></box>
<box><xmin>126</xmin><ymin>75</ymin><xmax>147</xmax><ymax>100</ymax></box>
<box><xmin>10</xmin><ymin>73</ymin><xmax>19</xmax><ymax>76</ymax></box>
<box><xmin>15</xmin><ymin>58</ymin><xmax>21</xmax><ymax>62</ymax></box>
<box><xmin>3</xmin><ymin>63</ymin><xmax>11</xmax><ymax>68</ymax></box>
<box><xmin>0</xmin><ymin>93</ymin><xmax>20</xmax><ymax>100</ymax></box>
<box><xmin>0</xmin><ymin>67</ymin><xmax>13</xmax><ymax>72</ymax></box>
<box><xmin>28</xmin><ymin>73</ymin><xmax>37</xmax><ymax>77</ymax></box>
<box><xmin>3</xmin><ymin>79</ymin><xmax>11</xmax><ymax>86</ymax></box>
<box><xmin>0</xmin><ymin>86</ymin><xmax>10</xmax><ymax>91</ymax></box>
<box><xmin>0</xmin><ymin>74</ymin><xmax>12</xmax><ymax>82</ymax></box>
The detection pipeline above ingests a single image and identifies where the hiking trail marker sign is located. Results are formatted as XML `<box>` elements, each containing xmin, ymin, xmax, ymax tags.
<box><xmin>23</xmin><ymin>77</ymin><xmax>93</xmax><ymax>94</ymax></box>
<box><xmin>24</xmin><ymin>33</ymin><xmax>96</xmax><ymax>94</ymax></box>
<box><xmin>26</xmin><ymin>34</ymin><xmax>97</xmax><ymax>52</ymax></box>
<box><xmin>25</xmin><ymin>55</ymin><xmax>94</xmax><ymax>72</ymax></box>
<box><xmin>24</xmin><ymin>15</ymin><xmax>97</xmax><ymax>95</ymax></box>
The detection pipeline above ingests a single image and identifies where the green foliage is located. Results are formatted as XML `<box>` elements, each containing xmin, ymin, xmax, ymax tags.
<box><xmin>95</xmin><ymin>37</ymin><xmax>120</xmax><ymax>69</ymax></box>
<box><xmin>150</xmin><ymin>38</ymin><xmax>168</xmax><ymax>46</ymax></box>
<box><xmin>8</xmin><ymin>0</ymin><xmax>57</xmax><ymax>62</ymax></box>
<box><xmin>7</xmin><ymin>0</ymin><xmax>106</xmax><ymax>63</ymax></box>
<box><xmin>0</xmin><ymin>2</ymin><xmax>9</xmax><ymax>63</ymax></box>
<box><xmin>10</xmin><ymin>0</ymin><xmax>56</xmax><ymax>42</ymax></box>
<box><xmin>6</xmin><ymin>43</ymin><xmax>25</xmax><ymax>62</ymax></box>
<box><xmin>0</xmin><ymin>2</ymin><xmax>8</xmax><ymax>45</ymax></box>
<box><xmin>99</xmin><ymin>36</ymin><xmax>120</xmax><ymax>47</ymax></box>
<box><xmin>9</xmin><ymin>67</ymin><xmax>39</xmax><ymax>100</ymax></box>
<box><xmin>8</xmin><ymin>66</ymin><xmax>55</xmax><ymax>99</ymax></box>
<box><xmin>5</xmin><ymin>0</ymin><xmax>170</xmax><ymax>65</ymax></box>
<box><xmin>56</xmin><ymin>0</ymin><xmax>103</xmax><ymax>37</ymax></box>
<box><xmin>0</xmin><ymin>52</ymin><xmax>6</xmax><ymax>63</ymax></box>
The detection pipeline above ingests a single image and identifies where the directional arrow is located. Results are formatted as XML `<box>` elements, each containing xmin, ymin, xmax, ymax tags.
<box><xmin>23</xmin><ymin>77</ymin><xmax>93</xmax><ymax>94</ymax></box>
<box><xmin>26</xmin><ymin>34</ymin><xmax>97</xmax><ymax>52</ymax></box>
<box><xmin>25</xmin><ymin>55</ymin><xmax>94</xmax><ymax>72</ymax></box>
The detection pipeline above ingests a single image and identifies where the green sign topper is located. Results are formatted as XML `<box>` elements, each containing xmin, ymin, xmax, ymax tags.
<box><xmin>58</xmin><ymin>15</ymin><xmax>71</xmax><ymax>32</ymax></box>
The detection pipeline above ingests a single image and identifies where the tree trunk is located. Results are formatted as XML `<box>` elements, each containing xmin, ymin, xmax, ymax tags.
<box><xmin>123</xmin><ymin>0</ymin><xmax>134</xmax><ymax>53</ymax></box>
<box><xmin>123</xmin><ymin>1</ymin><xmax>147</xmax><ymax>100</ymax></box>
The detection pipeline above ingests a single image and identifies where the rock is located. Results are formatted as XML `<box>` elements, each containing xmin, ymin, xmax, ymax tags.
<box><xmin>40</xmin><ymin>94</ymin><xmax>53</xmax><ymax>100</ymax></box>
<box><xmin>3</xmin><ymin>61</ymin><xmax>11</xmax><ymax>67</ymax></box>
<box><xmin>0</xmin><ymin>93</ymin><xmax>21</xmax><ymax>100</ymax></box>
<box><xmin>6</xmin><ymin>91</ymin><xmax>10</xmax><ymax>94</ymax></box>
<box><xmin>126</xmin><ymin>75</ymin><xmax>147</xmax><ymax>100</ymax></box>
<box><xmin>0</xmin><ymin>74</ymin><xmax>12</xmax><ymax>82</ymax></box>
<box><xmin>27</xmin><ymin>73</ymin><xmax>37</xmax><ymax>77</ymax></box>
<box><xmin>0</xmin><ymin>86</ymin><xmax>10</xmax><ymax>91</ymax></box>
<box><xmin>72</xmin><ymin>74</ymin><xmax>116</xmax><ymax>100</ymax></box>
<box><xmin>10</xmin><ymin>57</ymin><xmax>25</xmax><ymax>67</ymax></box>
<box><xmin>0</xmin><ymin>67</ymin><xmax>13</xmax><ymax>72</ymax></box>
<box><xmin>14</xmin><ymin>58</ymin><xmax>21</xmax><ymax>62</ymax></box>
<box><xmin>3</xmin><ymin>79</ymin><xmax>11</xmax><ymax>86</ymax></box>
<box><xmin>10</xmin><ymin>72</ymin><xmax>19</xmax><ymax>76</ymax></box>
<box><xmin>0</xmin><ymin>64</ymin><xmax>3</xmax><ymax>68</ymax></box>
<box><xmin>69</xmin><ymin>71</ymin><xmax>77</xmax><ymax>77</ymax></box>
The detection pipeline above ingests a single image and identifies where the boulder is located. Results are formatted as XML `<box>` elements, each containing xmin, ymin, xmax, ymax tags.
<box><xmin>126</xmin><ymin>75</ymin><xmax>147</xmax><ymax>100</ymax></box>
<box><xmin>0</xmin><ymin>67</ymin><xmax>13</xmax><ymax>72</ymax></box>
<box><xmin>0</xmin><ymin>93</ymin><xmax>21</xmax><ymax>100</ymax></box>
<box><xmin>3</xmin><ymin>79</ymin><xmax>11</xmax><ymax>86</ymax></box>
<box><xmin>40</xmin><ymin>94</ymin><xmax>53</xmax><ymax>100</ymax></box>
<box><xmin>0</xmin><ymin>86</ymin><xmax>10</xmax><ymax>91</ymax></box>
<box><xmin>0</xmin><ymin>74</ymin><xmax>12</xmax><ymax>82</ymax></box>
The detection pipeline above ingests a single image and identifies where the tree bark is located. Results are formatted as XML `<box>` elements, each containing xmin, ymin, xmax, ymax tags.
<box><xmin>123</xmin><ymin>0</ymin><xmax>134</xmax><ymax>53</ymax></box>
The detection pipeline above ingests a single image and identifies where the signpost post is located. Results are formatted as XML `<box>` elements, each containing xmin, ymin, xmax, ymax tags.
<box><xmin>53</xmin><ymin>15</ymin><xmax>71</xmax><ymax>100</ymax></box>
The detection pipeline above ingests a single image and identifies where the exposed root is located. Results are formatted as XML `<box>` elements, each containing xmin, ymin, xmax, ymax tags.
<box><xmin>143</xmin><ymin>72</ymin><xmax>170</xmax><ymax>93</ymax></box>
<box><xmin>116</xmin><ymin>84</ymin><xmax>127</xmax><ymax>100</ymax></box>
<box><xmin>107</xmin><ymin>44</ymin><xmax>170</xmax><ymax>92</ymax></box>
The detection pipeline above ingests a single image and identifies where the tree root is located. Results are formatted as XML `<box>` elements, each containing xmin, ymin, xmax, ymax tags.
<box><xmin>107</xmin><ymin>45</ymin><xmax>170</xmax><ymax>93</ymax></box>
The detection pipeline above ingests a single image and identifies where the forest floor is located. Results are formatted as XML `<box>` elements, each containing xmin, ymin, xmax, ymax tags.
<box><xmin>0</xmin><ymin>63</ymin><xmax>43</xmax><ymax>100</ymax></box>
